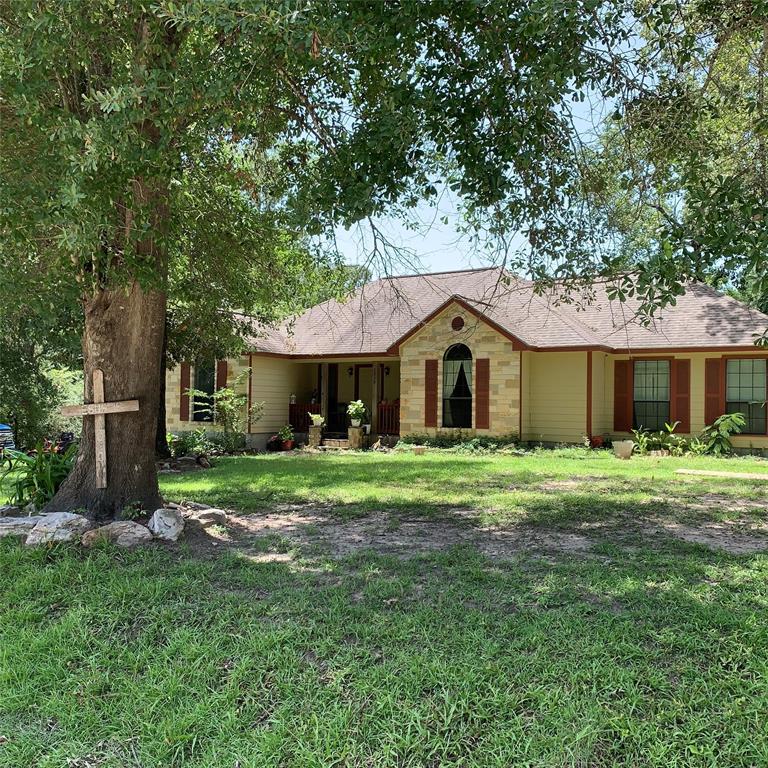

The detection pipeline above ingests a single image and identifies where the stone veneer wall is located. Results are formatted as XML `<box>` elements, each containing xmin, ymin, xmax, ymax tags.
<box><xmin>399</xmin><ymin>304</ymin><xmax>520</xmax><ymax>437</ymax></box>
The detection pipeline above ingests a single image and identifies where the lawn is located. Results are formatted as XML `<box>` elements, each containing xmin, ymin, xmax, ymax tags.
<box><xmin>2</xmin><ymin>448</ymin><xmax>768</xmax><ymax>766</ymax></box>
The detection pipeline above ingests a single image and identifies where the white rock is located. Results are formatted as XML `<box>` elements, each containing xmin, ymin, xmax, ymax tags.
<box><xmin>147</xmin><ymin>507</ymin><xmax>185</xmax><ymax>542</ymax></box>
<box><xmin>0</xmin><ymin>516</ymin><xmax>43</xmax><ymax>538</ymax></box>
<box><xmin>81</xmin><ymin>521</ymin><xmax>152</xmax><ymax>548</ymax></box>
<box><xmin>183</xmin><ymin>501</ymin><xmax>211</xmax><ymax>511</ymax></box>
<box><xmin>189</xmin><ymin>508</ymin><xmax>228</xmax><ymax>527</ymax></box>
<box><xmin>25</xmin><ymin>512</ymin><xmax>92</xmax><ymax>546</ymax></box>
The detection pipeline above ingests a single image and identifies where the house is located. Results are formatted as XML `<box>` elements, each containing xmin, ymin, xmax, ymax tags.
<box><xmin>165</xmin><ymin>267</ymin><xmax>768</xmax><ymax>451</ymax></box>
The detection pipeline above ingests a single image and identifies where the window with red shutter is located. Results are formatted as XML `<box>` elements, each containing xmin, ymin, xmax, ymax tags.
<box><xmin>613</xmin><ymin>360</ymin><xmax>633</xmax><ymax>432</ymax></box>
<box><xmin>704</xmin><ymin>358</ymin><xmax>724</xmax><ymax>427</ymax></box>
<box><xmin>670</xmin><ymin>359</ymin><xmax>691</xmax><ymax>433</ymax></box>
<box><xmin>475</xmin><ymin>358</ymin><xmax>490</xmax><ymax>429</ymax></box>
<box><xmin>179</xmin><ymin>362</ymin><xmax>191</xmax><ymax>422</ymax></box>
<box><xmin>424</xmin><ymin>359</ymin><xmax>438</xmax><ymax>427</ymax></box>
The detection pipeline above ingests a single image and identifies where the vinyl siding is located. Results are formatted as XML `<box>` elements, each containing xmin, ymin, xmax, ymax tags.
<box><xmin>525</xmin><ymin>351</ymin><xmax>587</xmax><ymax>444</ymax></box>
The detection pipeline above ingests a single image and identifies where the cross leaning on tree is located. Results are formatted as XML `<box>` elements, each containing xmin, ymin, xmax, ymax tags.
<box><xmin>61</xmin><ymin>369</ymin><xmax>139</xmax><ymax>489</ymax></box>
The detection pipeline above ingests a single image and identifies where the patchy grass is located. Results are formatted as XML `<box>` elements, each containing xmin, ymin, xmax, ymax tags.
<box><xmin>159</xmin><ymin>448</ymin><xmax>768</xmax><ymax>525</ymax></box>
<box><xmin>2</xmin><ymin>448</ymin><xmax>768</xmax><ymax>766</ymax></box>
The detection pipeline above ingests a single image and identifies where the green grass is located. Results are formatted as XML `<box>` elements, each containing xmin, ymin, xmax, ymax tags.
<box><xmin>2</xmin><ymin>449</ymin><xmax>768</xmax><ymax>766</ymax></box>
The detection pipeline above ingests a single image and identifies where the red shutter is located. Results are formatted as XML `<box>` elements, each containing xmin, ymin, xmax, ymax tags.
<box><xmin>671</xmin><ymin>359</ymin><xmax>691</xmax><ymax>433</ymax></box>
<box><xmin>476</xmin><ymin>358</ymin><xmax>490</xmax><ymax>429</ymax></box>
<box><xmin>216</xmin><ymin>359</ymin><xmax>228</xmax><ymax>390</ymax></box>
<box><xmin>425</xmin><ymin>359</ymin><xmax>438</xmax><ymax>428</ymax></box>
<box><xmin>179</xmin><ymin>362</ymin><xmax>191</xmax><ymax>422</ymax></box>
<box><xmin>705</xmin><ymin>358</ymin><xmax>725</xmax><ymax>426</ymax></box>
<box><xmin>613</xmin><ymin>360</ymin><xmax>633</xmax><ymax>432</ymax></box>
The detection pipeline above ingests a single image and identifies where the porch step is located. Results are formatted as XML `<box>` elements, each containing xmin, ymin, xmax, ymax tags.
<box><xmin>321</xmin><ymin>438</ymin><xmax>349</xmax><ymax>449</ymax></box>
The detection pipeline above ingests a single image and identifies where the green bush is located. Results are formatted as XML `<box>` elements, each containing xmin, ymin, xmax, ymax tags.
<box><xmin>168</xmin><ymin>427</ymin><xmax>215</xmax><ymax>458</ymax></box>
<box><xmin>1</xmin><ymin>443</ymin><xmax>77</xmax><ymax>507</ymax></box>
<box><xmin>399</xmin><ymin>432</ymin><xmax>519</xmax><ymax>452</ymax></box>
<box><xmin>701</xmin><ymin>412</ymin><xmax>746</xmax><ymax>455</ymax></box>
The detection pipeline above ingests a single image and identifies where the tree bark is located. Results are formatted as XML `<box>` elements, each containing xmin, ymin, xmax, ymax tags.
<box><xmin>46</xmin><ymin>282</ymin><xmax>167</xmax><ymax>519</ymax></box>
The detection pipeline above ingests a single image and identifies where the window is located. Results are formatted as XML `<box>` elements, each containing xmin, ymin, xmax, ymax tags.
<box><xmin>193</xmin><ymin>360</ymin><xmax>215</xmax><ymax>422</ymax></box>
<box><xmin>443</xmin><ymin>344</ymin><xmax>472</xmax><ymax>428</ymax></box>
<box><xmin>633</xmin><ymin>360</ymin><xmax>670</xmax><ymax>431</ymax></box>
<box><xmin>726</xmin><ymin>359</ymin><xmax>766</xmax><ymax>434</ymax></box>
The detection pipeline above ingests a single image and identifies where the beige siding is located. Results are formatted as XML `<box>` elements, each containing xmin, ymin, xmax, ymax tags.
<box><xmin>250</xmin><ymin>357</ymin><xmax>310</xmax><ymax>433</ymax></box>
<box><xmin>399</xmin><ymin>303</ymin><xmax>520</xmax><ymax>437</ymax></box>
<box><xmin>525</xmin><ymin>351</ymin><xmax>587</xmax><ymax>444</ymax></box>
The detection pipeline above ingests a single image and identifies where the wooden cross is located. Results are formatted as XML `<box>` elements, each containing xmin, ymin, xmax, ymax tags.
<box><xmin>61</xmin><ymin>369</ymin><xmax>139</xmax><ymax>489</ymax></box>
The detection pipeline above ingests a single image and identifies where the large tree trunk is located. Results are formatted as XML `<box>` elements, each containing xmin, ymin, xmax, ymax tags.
<box><xmin>46</xmin><ymin>283</ymin><xmax>167</xmax><ymax>519</ymax></box>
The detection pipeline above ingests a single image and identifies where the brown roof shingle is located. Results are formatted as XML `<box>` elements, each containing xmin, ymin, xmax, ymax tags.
<box><xmin>246</xmin><ymin>268</ymin><xmax>768</xmax><ymax>355</ymax></box>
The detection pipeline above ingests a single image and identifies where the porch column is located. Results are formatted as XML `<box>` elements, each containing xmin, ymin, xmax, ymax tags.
<box><xmin>371</xmin><ymin>363</ymin><xmax>380</xmax><ymax>434</ymax></box>
<box><xmin>320</xmin><ymin>363</ymin><xmax>329</xmax><ymax>424</ymax></box>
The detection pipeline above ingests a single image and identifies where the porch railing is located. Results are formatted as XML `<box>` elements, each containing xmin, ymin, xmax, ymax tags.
<box><xmin>289</xmin><ymin>402</ymin><xmax>321</xmax><ymax>433</ymax></box>
<box><xmin>377</xmin><ymin>402</ymin><xmax>400</xmax><ymax>435</ymax></box>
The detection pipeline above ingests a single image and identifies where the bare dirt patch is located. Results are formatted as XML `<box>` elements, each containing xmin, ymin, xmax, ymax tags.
<box><xmin>651</xmin><ymin>519</ymin><xmax>768</xmax><ymax>555</ymax></box>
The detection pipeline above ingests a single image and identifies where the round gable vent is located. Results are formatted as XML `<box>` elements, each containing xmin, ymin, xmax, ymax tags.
<box><xmin>451</xmin><ymin>316</ymin><xmax>465</xmax><ymax>331</ymax></box>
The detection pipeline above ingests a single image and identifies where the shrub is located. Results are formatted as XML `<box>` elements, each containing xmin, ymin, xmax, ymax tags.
<box><xmin>169</xmin><ymin>427</ymin><xmax>215</xmax><ymax>458</ymax></box>
<box><xmin>186</xmin><ymin>370</ymin><xmax>263</xmax><ymax>454</ymax></box>
<box><xmin>701</xmin><ymin>412</ymin><xmax>746</xmax><ymax>455</ymax></box>
<box><xmin>1</xmin><ymin>442</ymin><xmax>77</xmax><ymax>507</ymax></box>
<box><xmin>399</xmin><ymin>432</ymin><xmax>519</xmax><ymax>452</ymax></box>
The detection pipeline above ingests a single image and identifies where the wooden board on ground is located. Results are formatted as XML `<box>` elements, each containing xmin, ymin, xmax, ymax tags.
<box><xmin>676</xmin><ymin>469</ymin><xmax>768</xmax><ymax>481</ymax></box>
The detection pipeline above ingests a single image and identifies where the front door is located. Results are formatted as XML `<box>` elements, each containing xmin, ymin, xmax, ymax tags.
<box><xmin>355</xmin><ymin>365</ymin><xmax>374</xmax><ymax>424</ymax></box>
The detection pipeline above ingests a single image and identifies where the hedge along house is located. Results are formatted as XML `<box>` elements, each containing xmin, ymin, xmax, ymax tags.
<box><xmin>165</xmin><ymin>267</ymin><xmax>768</xmax><ymax>451</ymax></box>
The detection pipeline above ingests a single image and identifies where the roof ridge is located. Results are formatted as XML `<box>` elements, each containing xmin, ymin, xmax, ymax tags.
<box><xmin>372</xmin><ymin>265</ymin><xmax>503</xmax><ymax>282</ymax></box>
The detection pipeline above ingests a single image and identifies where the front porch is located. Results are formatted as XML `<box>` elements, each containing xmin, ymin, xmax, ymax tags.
<box><xmin>287</xmin><ymin>360</ymin><xmax>400</xmax><ymax>438</ymax></box>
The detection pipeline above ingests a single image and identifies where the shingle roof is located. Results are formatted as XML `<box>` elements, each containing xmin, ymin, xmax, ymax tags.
<box><xmin>245</xmin><ymin>267</ymin><xmax>768</xmax><ymax>356</ymax></box>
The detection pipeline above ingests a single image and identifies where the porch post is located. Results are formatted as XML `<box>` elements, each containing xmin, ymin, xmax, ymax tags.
<box><xmin>320</xmin><ymin>363</ymin><xmax>329</xmax><ymax>425</ymax></box>
<box><xmin>371</xmin><ymin>363</ymin><xmax>380</xmax><ymax>434</ymax></box>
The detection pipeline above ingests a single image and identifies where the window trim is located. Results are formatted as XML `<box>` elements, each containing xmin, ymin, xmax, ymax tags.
<box><xmin>442</xmin><ymin>343</ymin><xmax>473</xmax><ymax>429</ymax></box>
<box><xmin>631</xmin><ymin>357</ymin><xmax>672</xmax><ymax>432</ymax></box>
<box><xmin>722</xmin><ymin>355</ymin><xmax>768</xmax><ymax>436</ymax></box>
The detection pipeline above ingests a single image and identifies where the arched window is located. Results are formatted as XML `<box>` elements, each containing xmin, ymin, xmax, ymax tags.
<box><xmin>443</xmin><ymin>344</ymin><xmax>472</xmax><ymax>428</ymax></box>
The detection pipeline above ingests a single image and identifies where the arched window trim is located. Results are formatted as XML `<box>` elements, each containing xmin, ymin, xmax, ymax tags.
<box><xmin>442</xmin><ymin>344</ymin><xmax>472</xmax><ymax>428</ymax></box>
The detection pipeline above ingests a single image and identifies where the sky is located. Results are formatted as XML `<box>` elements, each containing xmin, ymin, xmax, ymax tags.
<box><xmin>333</xmin><ymin>197</ymin><xmax>481</xmax><ymax>277</ymax></box>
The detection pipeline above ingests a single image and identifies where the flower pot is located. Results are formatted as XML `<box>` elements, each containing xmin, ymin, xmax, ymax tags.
<box><xmin>350</xmin><ymin>419</ymin><xmax>361</xmax><ymax>427</ymax></box>
<box><xmin>590</xmin><ymin>435</ymin><xmax>604</xmax><ymax>449</ymax></box>
<box><xmin>281</xmin><ymin>440</ymin><xmax>295</xmax><ymax>451</ymax></box>
<box><xmin>613</xmin><ymin>440</ymin><xmax>634</xmax><ymax>460</ymax></box>
<box><xmin>413</xmin><ymin>446</ymin><xmax>426</xmax><ymax>456</ymax></box>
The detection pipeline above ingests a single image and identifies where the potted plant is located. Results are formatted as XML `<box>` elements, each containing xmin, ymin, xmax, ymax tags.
<box><xmin>347</xmin><ymin>400</ymin><xmax>366</xmax><ymax>427</ymax></box>
<box><xmin>278</xmin><ymin>424</ymin><xmax>295</xmax><ymax>451</ymax></box>
<box><xmin>308</xmin><ymin>413</ymin><xmax>325</xmax><ymax>427</ymax></box>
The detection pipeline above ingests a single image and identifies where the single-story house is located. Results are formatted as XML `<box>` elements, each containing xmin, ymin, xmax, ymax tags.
<box><xmin>165</xmin><ymin>267</ymin><xmax>768</xmax><ymax>451</ymax></box>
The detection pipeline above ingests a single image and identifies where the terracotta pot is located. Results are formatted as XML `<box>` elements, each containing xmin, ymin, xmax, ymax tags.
<box><xmin>281</xmin><ymin>440</ymin><xmax>295</xmax><ymax>451</ymax></box>
<box><xmin>613</xmin><ymin>440</ymin><xmax>634</xmax><ymax>459</ymax></box>
<box><xmin>590</xmin><ymin>436</ymin><xmax>604</xmax><ymax>448</ymax></box>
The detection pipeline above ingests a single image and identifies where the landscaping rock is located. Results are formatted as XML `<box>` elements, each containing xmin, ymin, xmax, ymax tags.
<box><xmin>0</xmin><ymin>505</ymin><xmax>22</xmax><ymax>516</ymax></box>
<box><xmin>183</xmin><ymin>501</ymin><xmax>211</xmax><ymax>511</ymax></box>
<box><xmin>82</xmin><ymin>521</ymin><xmax>153</xmax><ymax>548</ymax></box>
<box><xmin>189</xmin><ymin>508</ymin><xmax>228</xmax><ymax>527</ymax></box>
<box><xmin>25</xmin><ymin>512</ymin><xmax>92</xmax><ymax>546</ymax></box>
<box><xmin>0</xmin><ymin>516</ymin><xmax>43</xmax><ymax>538</ymax></box>
<box><xmin>147</xmin><ymin>507</ymin><xmax>185</xmax><ymax>541</ymax></box>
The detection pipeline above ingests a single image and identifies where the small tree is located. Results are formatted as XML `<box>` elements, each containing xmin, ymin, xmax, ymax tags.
<box><xmin>186</xmin><ymin>370</ymin><xmax>263</xmax><ymax>453</ymax></box>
